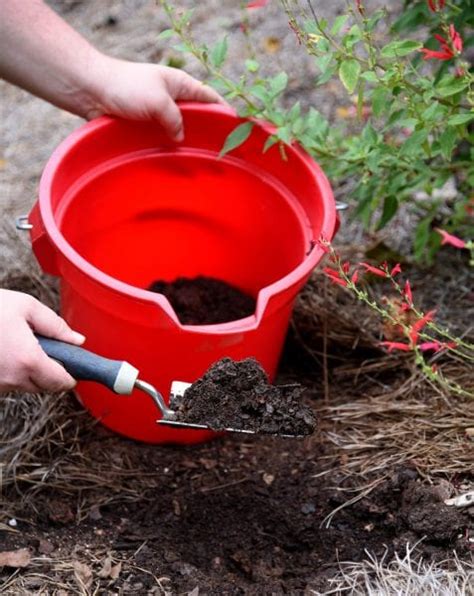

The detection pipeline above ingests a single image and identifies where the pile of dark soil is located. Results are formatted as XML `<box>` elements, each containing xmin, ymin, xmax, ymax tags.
<box><xmin>148</xmin><ymin>276</ymin><xmax>256</xmax><ymax>324</ymax></box>
<box><xmin>172</xmin><ymin>357</ymin><xmax>316</xmax><ymax>436</ymax></box>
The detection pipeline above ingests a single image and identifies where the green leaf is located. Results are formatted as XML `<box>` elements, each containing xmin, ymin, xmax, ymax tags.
<box><xmin>158</xmin><ymin>29</ymin><xmax>174</xmax><ymax>40</ymax></box>
<box><xmin>380</xmin><ymin>40</ymin><xmax>422</xmax><ymax>58</ymax></box>
<box><xmin>448</xmin><ymin>113</ymin><xmax>474</xmax><ymax>126</ymax></box>
<box><xmin>292</xmin><ymin>116</ymin><xmax>304</xmax><ymax>136</ymax></box>
<box><xmin>288</xmin><ymin>101</ymin><xmax>301</xmax><ymax>122</ymax></box>
<box><xmin>361</xmin><ymin>71</ymin><xmax>378</xmax><ymax>83</ymax></box>
<box><xmin>436</xmin><ymin>78</ymin><xmax>469</xmax><ymax>98</ymax></box>
<box><xmin>245</xmin><ymin>59</ymin><xmax>260</xmax><ymax>73</ymax></box>
<box><xmin>438</xmin><ymin>127</ymin><xmax>457</xmax><ymax>160</ymax></box>
<box><xmin>276</xmin><ymin>125</ymin><xmax>292</xmax><ymax>144</ymax></box>
<box><xmin>331</xmin><ymin>14</ymin><xmax>348</xmax><ymax>35</ymax></box>
<box><xmin>339</xmin><ymin>59</ymin><xmax>360</xmax><ymax>94</ymax></box>
<box><xmin>210</xmin><ymin>38</ymin><xmax>228</xmax><ymax>68</ymax></box>
<box><xmin>421</xmin><ymin>101</ymin><xmax>444</xmax><ymax>122</ymax></box>
<box><xmin>372</xmin><ymin>87</ymin><xmax>388</xmax><ymax>117</ymax></box>
<box><xmin>414</xmin><ymin>217</ymin><xmax>432</xmax><ymax>261</ymax></box>
<box><xmin>219</xmin><ymin>122</ymin><xmax>254</xmax><ymax>157</ymax></box>
<box><xmin>400</xmin><ymin>130</ymin><xmax>428</xmax><ymax>157</ymax></box>
<box><xmin>249</xmin><ymin>84</ymin><xmax>269</xmax><ymax>104</ymax></box>
<box><xmin>263</xmin><ymin>136</ymin><xmax>277</xmax><ymax>153</ymax></box>
<box><xmin>269</xmin><ymin>72</ymin><xmax>288</xmax><ymax>96</ymax></box>
<box><xmin>317</xmin><ymin>63</ymin><xmax>337</xmax><ymax>86</ymax></box>
<box><xmin>315</xmin><ymin>54</ymin><xmax>332</xmax><ymax>74</ymax></box>
<box><xmin>362</xmin><ymin>123</ymin><xmax>378</xmax><ymax>146</ymax></box>
<box><xmin>377</xmin><ymin>195</ymin><xmax>398</xmax><ymax>230</ymax></box>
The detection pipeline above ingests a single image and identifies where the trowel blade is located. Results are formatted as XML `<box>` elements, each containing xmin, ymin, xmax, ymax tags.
<box><xmin>157</xmin><ymin>380</ymin><xmax>302</xmax><ymax>438</ymax></box>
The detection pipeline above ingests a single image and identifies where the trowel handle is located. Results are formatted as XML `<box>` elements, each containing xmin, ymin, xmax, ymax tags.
<box><xmin>36</xmin><ymin>335</ymin><xmax>139</xmax><ymax>395</ymax></box>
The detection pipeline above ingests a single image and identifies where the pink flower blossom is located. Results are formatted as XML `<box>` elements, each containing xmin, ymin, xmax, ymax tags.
<box><xmin>419</xmin><ymin>341</ymin><xmax>443</xmax><ymax>352</ymax></box>
<box><xmin>435</xmin><ymin>228</ymin><xmax>466</xmax><ymax>249</ymax></box>
<box><xmin>360</xmin><ymin>262</ymin><xmax>388</xmax><ymax>278</ymax></box>
<box><xmin>380</xmin><ymin>341</ymin><xmax>412</xmax><ymax>352</ymax></box>
<box><xmin>247</xmin><ymin>0</ymin><xmax>269</xmax><ymax>8</ymax></box>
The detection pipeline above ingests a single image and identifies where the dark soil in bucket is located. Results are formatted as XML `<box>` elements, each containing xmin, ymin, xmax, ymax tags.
<box><xmin>148</xmin><ymin>276</ymin><xmax>256</xmax><ymax>324</ymax></box>
<box><xmin>172</xmin><ymin>357</ymin><xmax>316</xmax><ymax>436</ymax></box>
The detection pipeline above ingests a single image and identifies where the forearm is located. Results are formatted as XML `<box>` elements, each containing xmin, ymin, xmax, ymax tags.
<box><xmin>0</xmin><ymin>0</ymin><xmax>107</xmax><ymax>118</ymax></box>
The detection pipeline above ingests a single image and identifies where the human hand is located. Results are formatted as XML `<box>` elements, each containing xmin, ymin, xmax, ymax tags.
<box><xmin>87</xmin><ymin>59</ymin><xmax>226</xmax><ymax>142</ymax></box>
<box><xmin>0</xmin><ymin>290</ymin><xmax>85</xmax><ymax>394</ymax></box>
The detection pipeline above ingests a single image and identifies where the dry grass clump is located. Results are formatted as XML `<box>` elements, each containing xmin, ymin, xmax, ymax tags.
<box><xmin>312</xmin><ymin>543</ymin><xmax>474</xmax><ymax>596</ymax></box>
<box><xmin>1</xmin><ymin>235</ymin><xmax>472</xmax><ymax>520</ymax></box>
<box><xmin>0</xmin><ymin>551</ymin><xmax>171</xmax><ymax>595</ymax></box>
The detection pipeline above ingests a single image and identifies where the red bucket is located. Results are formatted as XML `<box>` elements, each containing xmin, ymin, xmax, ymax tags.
<box><xmin>28</xmin><ymin>103</ymin><xmax>337</xmax><ymax>443</ymax></box>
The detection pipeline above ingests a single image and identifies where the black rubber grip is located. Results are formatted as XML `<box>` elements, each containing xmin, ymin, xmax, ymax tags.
<box><xmin>36</xmin><ymin>335</ymin><xmax>124</xmax><ymax>392</ymax></box>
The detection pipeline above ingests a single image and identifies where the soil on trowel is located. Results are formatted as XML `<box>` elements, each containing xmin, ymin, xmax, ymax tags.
<box><xmin>148</xmin><ymin>276</ymin><xmax>256</xmax><ymax>324</ymax></box>
<box><xmin>172</xmin><ymin>357</ymin><xmax>316</xmax><ymax>436</ymax></box>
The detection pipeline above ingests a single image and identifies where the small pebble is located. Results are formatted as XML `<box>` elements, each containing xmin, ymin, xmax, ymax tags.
<box><xmin>301</xmin><ymin>502</ymin><xmax>316</xmax><ymax>515</ymax></box>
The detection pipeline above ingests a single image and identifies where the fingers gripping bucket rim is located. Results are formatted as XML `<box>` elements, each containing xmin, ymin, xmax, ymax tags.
<box><xmin>29</xmin><ymin>103</ymin><xmax>338</xmax><ymax>443</ymax></box>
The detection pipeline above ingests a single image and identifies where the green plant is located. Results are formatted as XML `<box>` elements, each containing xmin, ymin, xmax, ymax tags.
<box><xmin>159</xmin><ymin>0</ymin><xmax>473</xmax><ymax>263</ymax></box>
<box><xmin>319</xmin><ymin>236</ymin><xmax>474</xmax><ymax>397</ymax></box>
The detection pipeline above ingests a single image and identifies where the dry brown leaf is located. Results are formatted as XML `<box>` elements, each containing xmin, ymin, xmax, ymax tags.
<box><xmin>98</xmin><ymin>556</ymin><xmax>112</xmax><ymax>579</ymax></box>
<box><xmin>110</xmin><ymin>561</ymin><xmax>122</xmax><ymax>580</ymax></box>
<box><xmin>98</xmin><ymin>555</ymin><xmax>122</xmax><ymax>580</ymax></box>
<box><xmin>0</xmin><ymin>548</ymin><xmax>31</xmax><ymax>568</ymax></box>
<box><xmin>73</xmin><ymin>560</ymin><xmax>93</xmax><ymax>590</ymax></box>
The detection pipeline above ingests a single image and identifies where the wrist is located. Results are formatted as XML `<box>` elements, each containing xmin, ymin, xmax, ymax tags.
<box><xmin>68</xmin><ymin>49</ymin><xmax>113</xmax><ymax>120</ymax></box>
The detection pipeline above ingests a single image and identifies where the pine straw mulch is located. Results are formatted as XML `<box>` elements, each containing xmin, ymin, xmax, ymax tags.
<box><xmin>2</xmin><ymin>242</ymin><xmax>472</xmax><ymax>502</ymax></box>
<box><xmin>0</xmin><ymin>237</ymin><xmax>473</xmax><ymax>594</ymax></box>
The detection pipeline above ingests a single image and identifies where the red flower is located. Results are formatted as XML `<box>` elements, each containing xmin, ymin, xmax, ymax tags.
<box><xmin>421</xmin><ymin>25</ymin><xmax>463</xmax><ymax>61</ymax></box>
<box><xmin>449</xmin><ymin>24</ymin><xmax>463</xmax><ymax>52</ymax></box>
<box><xmin>247</xmin><ymin>0</ymin><xmax>269</xmax><ymax>7</ymax></box>
<box><xmin>419</xmin><ymin>340</ymin><xmax>457</xmax><ymax>352</ymax></box>
<box><xmin>427</xmin><ymin>0</ymin><xmax>445</xmax><ymax>12</ymax></box>
<box><xmin>419</xmin><ymin>341</ymin><xmax>443</xmax><ymax>352</ymax></box>
<box><xmin>380</xmin><ymin>341</ymin><xmax>412</xmax><ymax>352</ymax></box>
<box><xmin>323</xmin><ymin>267</ymin><xmax>348</xmax><ymax>287</ymax></box>
<box><xmin>390</xmin><ymin>263</ymin><xmax>402</xmax><ymax>277</ymax></box>
<box><xmin>435</xmin><ymin>228</ymin><xmax>466</xmax><ymax>249</ymax></box>
<box><xmin>409</xmin><ymin>309</ymin><xmax>436</xmax><ymax>343</ymax></box>
<box><xmin>360</xmin><ymin>262</ymin><xmax>388</xmax><ymax>278</ymax></box>
<box><xmin>403</xmin><ymin>280</ymin><xmax>413</xmax><ymax>305</ymax></box>
<box><xmin>351</xmin><ymin>269</ymin><xmax>359</xmax><ymax>284</ymax></box>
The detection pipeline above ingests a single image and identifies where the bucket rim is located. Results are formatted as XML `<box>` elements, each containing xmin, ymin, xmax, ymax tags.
<box><xmin>37</xmin><ymin>103</ymin><xmax>337</xmax><ymax>332</ymax></box>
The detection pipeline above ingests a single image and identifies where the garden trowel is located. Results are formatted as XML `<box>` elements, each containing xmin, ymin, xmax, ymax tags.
<box><xmin>36</xmin><ymin>336</ymin><xmax>302</xmax><ymax>437</ymax></box>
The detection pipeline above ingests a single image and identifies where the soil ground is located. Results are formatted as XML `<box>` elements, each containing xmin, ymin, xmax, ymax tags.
<box><xmin>1</xmin><ymin>1</ymin><xmax>473</xmax><ymax>594</ymax></box>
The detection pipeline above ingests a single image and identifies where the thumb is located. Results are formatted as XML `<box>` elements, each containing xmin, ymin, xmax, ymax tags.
<box><xmin>26</xmin><ymin>299</ymin><xmax>86</xmax><ymax>345</ymax></box>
